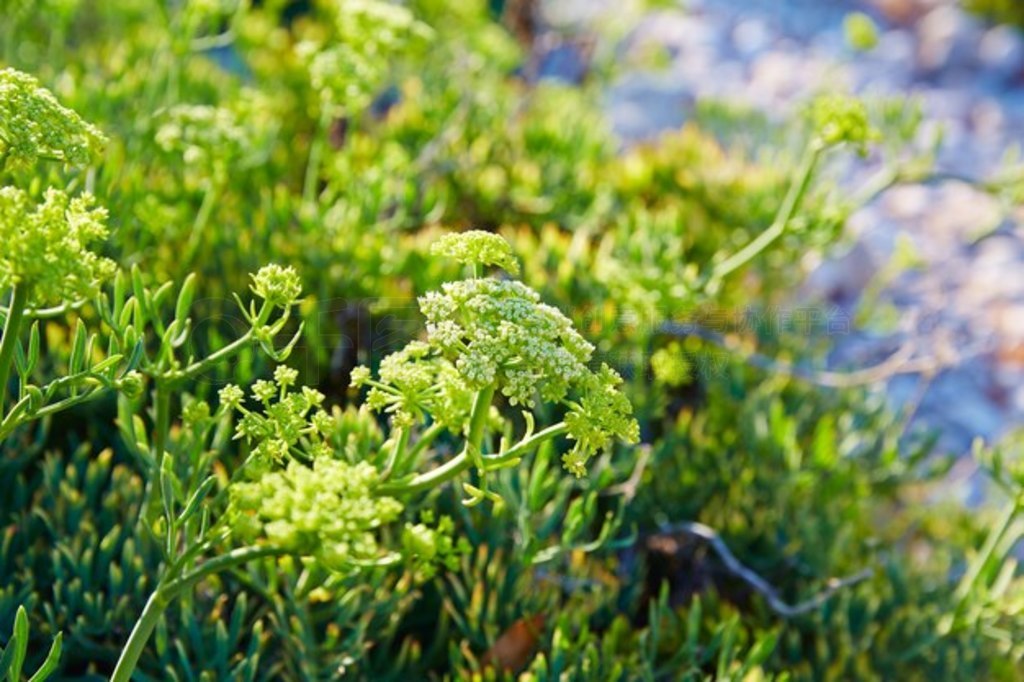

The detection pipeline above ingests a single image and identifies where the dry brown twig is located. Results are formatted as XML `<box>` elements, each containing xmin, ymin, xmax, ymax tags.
<box><xmin>655</xmin><ymin>521</ymin><xmax>874</xmax><ymax>618</ymax></box>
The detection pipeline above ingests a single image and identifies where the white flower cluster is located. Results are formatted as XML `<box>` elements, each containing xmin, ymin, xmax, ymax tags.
<box><xmin>355</xmin><ymin>232</ymin><xmax>639</xmax><ymax>476</ymax></box>
<box><xmin>422</xmin><ymin>278</ymin><xmax>593</xmax><ymax>408</ymax></box>
<box><xmin>155</xmin><ymin>104</ymin><xmax>250</xmax><ymax>177</ymax></box>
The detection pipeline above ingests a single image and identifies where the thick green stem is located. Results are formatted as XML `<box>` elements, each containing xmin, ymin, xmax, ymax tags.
<box><xmin>110</xmin><ymin>545</ymin><xmax>286</xmax><ymax>682</ymax></box>
<box><xmin>465</xmin><ymin>385</ymin><xmax>495</xmax><ymax>461</ymax></box>
<box><xmin>110</xmin><ymin>589</ymin><xmax>168</xmax><ymax>682</ymax></box>
<box><xmin>0</xmin><ymin>285</ymin><xmax>29</xmax><ymax>417</ymax></box>
<box><xmin>380</xmin><ymin>427</ymin><xmax>409</xmax><ymax>480</ymax></box>
<box><xmin>710</xmin><ymin>144</ymin><xmax>823</xmax><ymax>284</ymax></box>
<box><xmin>153</xmin><ymin>385</ymin><xmax>171</xmax><ymax>461</ymax></box>
<box><xmin>406</xmin><ymin>422</ymin><xmax>445</xmax><ymax>462</ymax></box>
<box><xmin>377</xmin><ymin>422</ymin><xmax>568</xmax><ymax>497</ymax></box>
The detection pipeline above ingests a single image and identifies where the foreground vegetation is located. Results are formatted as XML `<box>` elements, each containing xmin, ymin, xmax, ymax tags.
<box><xmin>1</xmin><ymin>1</ymin><xmax>1023</xmax><ymax>679</ymax></box>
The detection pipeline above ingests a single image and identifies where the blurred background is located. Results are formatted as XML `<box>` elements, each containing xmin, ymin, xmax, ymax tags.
<box><xmin>531</xmin><ymin>0</ymin><xmax>1024</xmax><ymax>503</ymax></box>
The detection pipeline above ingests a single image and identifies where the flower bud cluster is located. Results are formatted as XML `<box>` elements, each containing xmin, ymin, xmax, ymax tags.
<box><xmin>297</xmin><ymin>0</ymin><xmax>430</xmax><ymax>114</ymax></box>
<box><xmin>250</xmin><ymin>264</ymin><xmax>303</xmax><ymax>308</ymax></box>
<box><xmin>0</xmin><ymin>187</ymin><xmax>116</xmax><ymax>304</ymax></box>
<box><xmin>155</xmin><ymin>104</ymin><xmax>250</xmax><ymax>177</ymax></box>
<box><xmin>229</xmin><ymin>457</ymin><xmax>403</xmax><ymax>571</ymax></box>
<box><xmin>430</xmin><ymin>230</ymin><xmax>520</xmax><ymax>275</ymax></box>
<box><xmin>356</xmin><ymin>231</ymin><xmax>638</xmax><ymax>476</ymax></box>
<box><xmin>220</xmin><ymin>367</ymin><xmax>332</xmax><ymax>473</ymax></box>
<box><xmin>401</xmin><ymin>512</ymin><xmax>470</xmax><ymax>582</ymax></box>
<box><xmin>808</xmin><ymin>94</ymin><xmax>875</xmax><ymax>153</ymax></box>
<box><xmin>351</xmin><ymin>341</ymin><xmax>473</xmax><ymax>431</ymax></box>
<box><xmin>0</xmin><ymin>67</ymin><xmax>106</xmax><ymax>168</ymax></box>
<box><xmin>223</xmin><ymin>367</ymin><xmax>408</xmax><ymax>569</ymax></box>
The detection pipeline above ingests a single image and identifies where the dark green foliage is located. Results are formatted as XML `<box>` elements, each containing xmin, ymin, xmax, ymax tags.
<box><xmin>1</xmin><ymin>0</ymin><xmax>1023</xmax><ymax>680</ymax></box>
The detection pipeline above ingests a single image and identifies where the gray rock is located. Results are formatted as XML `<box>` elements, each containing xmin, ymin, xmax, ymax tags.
<box><xmin>916</xmin><ymin>5</ymin><xmax>984</xmax><ymax>72</ymax></box>
<box><xmin>978</xmin><ymin>25</ymin><xmax>1024</xmax><ymax>78</ymax></box>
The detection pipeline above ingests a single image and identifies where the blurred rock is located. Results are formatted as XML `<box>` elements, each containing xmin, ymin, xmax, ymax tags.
<box><xmin>548</xmin><ymin>0</ymin><xmax>1024</xmax><ymax>466</ymax></box>
<box><xmin>916</xmin><ymin>5</ymin><xmax>984</xmax><ymax>73</ymax></box>
<box><xmin>978</xmin><ymin>25</ymin><xmax>1024</xmax><ymax>79</ymax></box>
<box><xmin>606</xmin><ymin>75</ymin><xmax>693</xmax><ymax>142</ymax></box>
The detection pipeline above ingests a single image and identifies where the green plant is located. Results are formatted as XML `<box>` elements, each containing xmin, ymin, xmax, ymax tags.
<box><xmin>0</xmin><ymin>607</ymin><xmax>61</xmax><ymax>682</ymax></box>
<box><xmin>3</xmin><ymin>2</ymin><xmax>1024</xmax><ymax>679</ymax></box>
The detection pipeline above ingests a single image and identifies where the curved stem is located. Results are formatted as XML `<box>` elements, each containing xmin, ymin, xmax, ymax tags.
<box><xmin>379</xmin><ymin>426</ymin><xmax>409</xmax><ymax>481</ymax></box>
<box><xmin>110</xmin><ymin>545</ymin><xmax>287</xmax><ymax>682</ymax></box>
<box><xmin>181</xmin><ymin>181</ymin><xmax>220</xmax><ymax>273</ymax></box>
<box><xmin>164</xmin><ymin>300</ymin><xmax>272</xmax><ymax>384</ymax></box>
<box><xmin>164</xmin><ymin>545</ymin><xmax>288</xmax><ymax>596</ymax></box>
<box><xmin>0</xmin><ymin>285</ymin><xmax>29</xmax><ymax>417</ymax></box>
<box><xmin>709</xmin><ymin>144</ymin><xmax>823</xmax><ymax>285</ymax></box>
<box><xmin>406</xmin><ymin>422</ymin><xmax>445</xmax><ymax>462</ymax></box>
<box><xmin>377</xmin><ymin>422</ymin><xmax>568</xmax><ymax>497</ymax></box>
<box><xmin>110</xmin><ymin>590</ymin><xmax>168</xmax><ymax>682</ymax></box>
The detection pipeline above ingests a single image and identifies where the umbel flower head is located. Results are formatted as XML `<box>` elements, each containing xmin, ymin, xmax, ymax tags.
<box><xmin>0</xmin><ymin>187</ymin><xmax>116</xmax><ymax>304</ymax></box>
<box><xmin>351</xmin><ymin>340</ymin><xmax>473</xmax><ymax>431</ymax></box>
<box><xmin>431</xmin><ymin>230</ymin><xmax>520</xmax><ymax>275</ymax></box>
<box><xmin>155</xmin><ymin>104</ymin><xmax>249</xmax><ymax>178</ymax></box>
<box><xmin>298</xmin><ymin>0</ymin><xmax>431</xmax><ymax>114</ymax></box>
<box><xmin>0</xmin><ymin>67</ymin><xmax>106</xmax><ymax>169</ymax></box>
<box><xmin>250</xmin><ymin>264</ymin><xmax>302</xmax><ymax>308</ymax></box>
<box><xmin>223</xmin><ymin>367</ymin><xmax>407</xmax><ymax>570</ymax></box>
<box><xmin>229</xmin><ymin>458</ymin><xmax>404</xmax><ymax>571</ymax></box>
<box><xmin>808</xmin><ymin>93</ymin><xmax>876</xmax><ymax>154</ymax></box>
<box><xmin>357</xmin><ymin>231</ymin><xmax>638</xmax><ymax>477</ymax></box>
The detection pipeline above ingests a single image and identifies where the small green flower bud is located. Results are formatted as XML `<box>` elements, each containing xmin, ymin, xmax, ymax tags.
<box><xmin>219</xmin><ymin>384</ymin><xmax>245</xmax><ymax>410</ymax></box>
<box><xmin>273</xmin><ymin>365</ymin><xmax>299</xmax><ymax>389</ymax></box>
<box><xmin>250</xmin><ymin>264</ymin><xmax>302</xmax><ymax>308</ymax></box>
<box><xmin>844</xmin><ymin>12</ymin><xmax>879</xmax><ymax>52</ymax></box>
<box><xmin>350</xmin><ymin>366</ymin><xmax>371</xmax><ymax>388</ymax></box>
<box><xmin>808</xmin><ymin>94</ymin><xmax>875</xmax><ymax>153</ymax></box>
<box><xmin>116</xmin><ymin>371</ymin><xmax>145</xmax><ymax>400</ymax></box>
<box><xmin>182</xmin><ymin>398</ymin><xmax>211</xmax><ymax>426</ymax></box>
<box><xmin>651</xmin><ymin>342</ymin><xmax>692</xmax><ymax>387</ymax></box>
<box><xmin>252</xmin><ymin>379</ymin><xmax>276</xmax><ymax>404</ymax></box>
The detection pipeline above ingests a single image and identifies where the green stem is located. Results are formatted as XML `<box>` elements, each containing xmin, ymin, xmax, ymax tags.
<box><xmin>954</xmin><ymin>494</ymin><xmax>1023</xmax><ymax>603</ymax></box>
<box><xmin>164</xmin><ymin>545</ymin><xmax>288</xmax><ymax>595</ymax></box>
<box><xmin>153</xmin><ymin>383</ymin><xmax>174</xmax><ymax>555</ymax></box>
<box><xmin>377</xmin><ymin>422</ymin><xmax>568</xmax><ymax>497</ymax></box>
<box><xmin>165</xmin><ymin>300</ymin><xmax>273</xmax><ymax>384</ymax></box>
<box><xmin>406</xmin><ymin>422</ymin><xmax>446</xmax><ymax>463</ymax></box>
<box><xmin>302</xmin><ymin>108</ymin><xmax>332</xmax><ymax>207</ymax></box>
<box><xmin>153</xmin><ymin>384</ymin><xmax>171</xmax><ymax>461</ymax></box>
<box><xmin>181</xmin><ymin>181</ymin><xmax>220</xmax><ymax>273</ymax></box>
<box><xmin>709</xmin><ymin>144</ymin><xmax>823</xmax><ymax>285</ymax></box>
<box><xmin>380</xmin><ymin>427</ymin><xmax>409</xmax><ymax>481</ymax></box>
<box><xmin>0</xmin><ymin>285</ymin><xmax>29</xmax><ymax>417</ymax></box>
<box><xmin>109</xmin><ymin>589</ymin><xmax>168</xmax><ymax>682</ymax></box>
<box><xmin>110</xmin><ymin>545</ymin><xmax>287</xmax><ymax>682</ymax></box>
<box><xmin>465</xmin><ymin>385</ymin><xmax>495</xmax><ymax>464</ymax></box>
<box><xmin>0</xmin><ymin>386</ymin><xmax>107</xmax><ymax>440</ymax></box>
